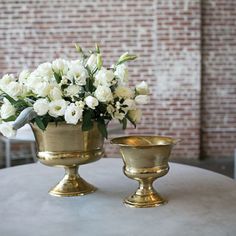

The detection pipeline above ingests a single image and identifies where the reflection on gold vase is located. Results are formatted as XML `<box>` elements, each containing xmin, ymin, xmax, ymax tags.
<box><xmin>111</xmin><ymin>136</ymin><xmax>178</xmax><ymax>208</ymax></box>
<box><xmin>31</xmin><ymin>122</ymin><xmax>104</xmax><ymax>197</ymax></box>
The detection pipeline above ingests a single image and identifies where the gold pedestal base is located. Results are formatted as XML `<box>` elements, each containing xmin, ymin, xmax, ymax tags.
<box><xmin>124</xmin><ymin>192</ymin><xmax>166</xmax><ymax>208</ymax></box>
<box><xmin>49</xmin><ymin>166</ymin><xmax>97</xmax><ymax>197</ymax></box>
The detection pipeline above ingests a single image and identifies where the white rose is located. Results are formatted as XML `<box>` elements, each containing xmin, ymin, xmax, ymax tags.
<box><xmin>33</xmin><ymin>99</ymin><xmax>49</xmax><ymax>116</ymax></box>
<box><xmin>36</xmin><ymin>62</ymin><xmax>53</xmax><ymax>78</ymax></box>
<box><xmin>0</xmin><ymin>122</ymin><xmax>16</xmax><ymax>138</ymax></box>
<box><xmin>52</xmin><ymin>59</ymin><xmax>69</xmax><ymax>75</ymax></box>
<box><xmin>68</xmin><ymin>61</ymin><xmax>88</xmax><ymax>86</ymax></box>
<box><xmin>86</xmin><ymin>54</ymin><xmax>97</xmax><ymax>71</ymax></box>
<box><xmin>114</xmin><ymin>64</ymin><xmax>129</xmax><ymax>85</ymax></box>
<box><xmin>128</xmin><ymin>109</ymin><xmax>142</xmax><ymax>124</ymax></box>
<box><xmin>64</xmin><ymin>103</ymin><xmax>83</xmax><ymax>125</ymax></box>
<box><xmin>49</xmin><ymin>99</ymin><xmax>68</xmax><ymax>117</ymax></box>
<box><xmin>135</xmin><ymin>81</ymin><xmax>149</xmax><ymax>95</ymax></box>
<box><xmin>19</xmin><ymin>70</ymin><xmax>30</xmax><ymax>85</ymax></box>
<box><xmin>64</xmin><ymin>85</ymin><xmax>82</xmax><ymax>97</ymax></box>
<box><xmin>94</xmin><ymin>85</ymin><xmax>113</xmax><ymax>103</ymax></box>
<box><xmin>33</xmin><ymin>82</ymin><xmax>51</xmax><ymax>97</ymax></box>
<box><xmin>114</xmin><ymin>86</ymin><xmax>134</xmax><ymax>99</ymax></box>
<box><xmin>0</xmin><ymin>74</ymin><xmax>15</xmax><ymax>91</ymax></box>
<box><xmin>7</xmin><ymin>82</ymin><xmax>23</xmax><ymax>98</ymax></box>
<box><xmin>0</xmin><ymin>98</ymin><xmax>16</xmax><ymax>119</ymax></box>
<box><xmin>49</xmin><ymin>87</ymin><xmax>62</xmax><ymax>101</ymax></box>
<box><xmin>85</xmin><ymin>96</ymin><xmax>99</xmax><ymax>109</ymax></box>
<box><xmin>135</xmin><ymin>95</ymin><xmax>150</xmax><ymax>105</ymax></box>
<box><xmin>94</xmin><ymin>68</ymin><xmax>114</xmax><ymax>87</ymax></box>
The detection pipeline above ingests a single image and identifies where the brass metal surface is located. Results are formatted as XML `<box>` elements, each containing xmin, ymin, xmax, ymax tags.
<box><xmin>31</xmin><ymin>122</ymin><xmax>104</xmax><ymax>197</ymax></box>
<box><xmin>111</xmin><ymin>136</ymin><xmax>177</xmax><ymax>208</ymax></box>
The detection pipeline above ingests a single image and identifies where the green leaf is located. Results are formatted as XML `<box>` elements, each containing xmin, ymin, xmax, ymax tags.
<box><xmin>82</xmin><ymin>110</ymin><xmax>94</xmax><ymax>131</ymax></box>
<box><xmin>54</xmin><ymin>72</ymin><xmax>62</xmax><ymax>84</ymax></box>
<box><xmin>3</xmin><ymin>115</ymin><xmax>16</xmax><ymax>122</ymax></box>
<box><xmin>97</xmin><ymin>118</ymin><xmax>108</xmax><ymax>139</ymax></box>
<box><xmin>126</xmin><ymin>115</ymin><xmax>136</xmax><ymax>128</ymax></box>
<box><xmin>121</xmin><ymin>118</ymin><xmax>127</xmax><ymax>130</ymax></box>
<box><xmin>35</xmin><ymin>117</ymin><xmax>46</xmax><ymax>131</ymax></box>
<box><xmin>4</xmin><ymin>94</ymin><xmax>16</xmax><ymax>105</ymax></box>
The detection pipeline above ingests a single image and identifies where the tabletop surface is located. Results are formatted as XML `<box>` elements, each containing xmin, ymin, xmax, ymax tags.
<box><xmin>0</xmin><ymin>158</ymin><xmax>236</xmax><ymax>236</ymax></box>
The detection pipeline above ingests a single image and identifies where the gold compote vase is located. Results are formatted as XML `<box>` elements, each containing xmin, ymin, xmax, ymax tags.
<box><xmin>31</xmin><ymin>122</ymin><xmax>104</xmax><ymax>197</ymax></box>
<box><xmin>111</xmin><ymin>136</ymin><xmax>177</xmax><ymax>208</ymax></box>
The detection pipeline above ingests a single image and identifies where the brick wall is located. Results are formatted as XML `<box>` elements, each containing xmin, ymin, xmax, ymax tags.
<box><xmin>201</xmin><ymin>0</ymin><xmax>236</xmax><ymax>158</ymax></box>
<box><xmin>0</xmin><ymin>0</ymin><xmax>235</xmax><ymax>159</ymax></box>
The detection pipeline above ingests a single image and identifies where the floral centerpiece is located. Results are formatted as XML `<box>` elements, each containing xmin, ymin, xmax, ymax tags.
<box><xmin>0</xmin><ymin>44</ymin><xmax>149</xmax><ymax>138</ymax></box>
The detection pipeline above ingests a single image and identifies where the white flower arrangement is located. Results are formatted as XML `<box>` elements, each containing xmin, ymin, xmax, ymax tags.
<box><xmin>0</xmin><ymin>44</ymin><xmax>150</xmax><ymax>138</ymax></box>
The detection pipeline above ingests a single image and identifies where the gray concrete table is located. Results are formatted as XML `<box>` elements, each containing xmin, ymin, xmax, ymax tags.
<box><xmin>0</xmin><ymin>158</ymin><xmax>236</xmax><ymax>236</ymax></box>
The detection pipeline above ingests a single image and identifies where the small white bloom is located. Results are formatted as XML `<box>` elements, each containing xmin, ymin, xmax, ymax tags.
<box><xmin>19</xmin><ymin>70</ymin><xmax>30</xmax><ymax>85</ymax></box>
<box><xmin>94</xmin><ymin>85</ymin><xmax>113</xmax><ymax>103</ymax></box>
<box><xmin>0</xmin><ymin>74</ymin><xmax>15</xmax><ymax>91</ymax></box>
<box><xmin>36</xmin><ymin>62</ymin><xmax>53</xmax><ymax>78</ymax></box>
<box><xmin>52</xmin><ymin>59</ymin><xmax>69</xmax><ymax>75</ymax></box>
<box><xmin>0</xmin><ymin>98</ymin><xmax>16</xmax><ymax>119</ymax></box>
<box><xmin>94</xmin><ymin>68</ymin><xmax>114</xmax><ymax>87</ymax></box>
<box><xmin>135</xmin><ymin>81</ymin><xmax>149</xmax><ymax>95</ymax></box>
<box><xmin>64</xmin><ymin>85</ymin><xmax>82</xmax><ymax>97</ymax></box>
<box><xmin>68</xmin><ymin>61</ymin><xmax>88</xmax><ymax>86</ymax></box>
<box><xmin>114</xmin><ymin>64</ymin><xmax>129</xmax><ymax>85</ymax></box>
<box><xmin>7</xmin><ymin>82</ymin><xmax>23</xmax><ymax>98</ymax></box>
<box><xmin>33</xmin><ymin>99</ymin><xmax>49</xmax><ymax>116</ymax></box>
<box><xmin>86</xmin><ymin>54</ymin><xmax>97</xmax><ymax>71</ymax></box>
<box><xmin>114</xmin><ymin>86</ymin><xmax>134</xmax><ymax>99</ymax></box>
<box><xmin>64</xmin><ymin>103</ymin><xmax>83</xmax><ymax>125</ymax></box>
<box><xmin>0</xmin><ymin>122</ymin><xmax>16</xmax><ymax>138</ymax></box>
<box><xmin>128</xmin><ymin>109</ymin><xmax>142</xmax><ymax>124</ymax></box>
<box><xmin>75</xmin><ymin>101</ymin><xmax>85</xmax><ymax>109</ymax></box>
<box><xmin>135</xmin><ymin>95</ymin><xmax>150</xmax><ymax>105</ymax></box>
<box><xmin>85</xmin><ymin>96</ymin><xmax>99</xmax><ymax>109</ymax></box>
<box><xmin>33</xmin><ymin>82</ymin><xmax>51</xmax><ymax>97</ymax></box>
<box><xmin>123</xmin><ymin>99</ymin><xmax>136</xmax><ymax>110</ymax></box>
<box><xmin>49</xmin><ymin>99</ymin><xmax>68</xmax><ymax>117</ymax></box>
<box><xmin>107</xmin><ymin>104</ymin><xmax>115</xmax><ymax>116</ymax></box>
<box><xmin>114</xmin><ymin>110</ymin><xmax>125</xmax><ymax>120</ymax></box>
<box><xmin>49</xmin><ymin>87</ymin><xmax>62</xmax><ymax>101</ymax></box>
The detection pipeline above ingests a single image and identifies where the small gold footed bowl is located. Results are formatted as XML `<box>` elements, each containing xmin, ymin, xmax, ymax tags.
<box><xmin>111</xmin><ymin>136</ymin><xmax>178</xmax><ymax>208</ymax></box>
<box><xmin>31</xmin><ymin>122</ymin><xmax>104</xmax><ymax>197</ymax></box>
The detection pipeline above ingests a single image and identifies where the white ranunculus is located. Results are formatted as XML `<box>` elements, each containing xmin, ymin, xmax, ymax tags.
<box><xmin>68</xmin><ymin>61</ymin><xmax>88</xmax><ymax>86</ymax></box>
<box><xmin>94</xmin><ymin>68</ymin><xmax>114</xmax><ymax>87</ymax></box>
<box><xmin>64</xmin><ymin>103</ymin><xmax>83</xmax><ymax>125</ymax></box>
<box><xmin>33</xmin><ymin>82</ymin><xmax>51</xmax><ymax>97</ymax></box>
<box><xmin>128</xmin><ymin>109</ymin><xmax>142</xmax><ymax>124</ymax></box>
<box><xmin>36</xmin><ymin>62</ymin><xmax>53</xmax><ymax>78</ymax></box>
<box><xmin>0</xmin><ymin>122</ymin><xmax>16</xmax><ymax>138</ymax></box>
<box><xmin>33</xmin><ymin>98</ymin><xmax>49</xmax><ymax>116</ymax></box>
<box><xmin>52</xmin><ymin>59</ymin><xmax>69</xmax><ymax>75</ymax></box>
<box><xmin>49</xmin><ymin>87</ymin><xmax>62</xmax><ymax>101</ymax></box>
<box><xmin>64</xmin><ymin>85</ymin><xmax>82</xmax><ymax>97</ymax></box>
<box><xmin>135</xmin><ymin>81</ymin><xmax>149</xmax><ymax>95</ymax></box>
<box><xmin>94</xmin><ymin>85</ymin><xmax>113</xmax><ymax>103</ymax></box>
<box><xmin>7</xmin><ymin>82</ymin><xmax>23</xmax><ymax>98</ymax></box>
<box><xmin>49</xmin><ymin>99</ymin><xmax>68</xmax><ymax>117</ymax></box>
<box><xmin>135</xmin><ymin>95</ymin><xmax>150</xmax><ymax>105</ymax></box>
<box><xmin>114</xmin><ymin>64</ymin><xmax>129</xmax><ymax>85</ymax></box>
<box><xmin>19</xmin><ymin>69</ymin><xmax>30</xmax><ymax>85</ymax></box>
<box><xmin>114</xmin><ymin>86</ymin><xmax>134</xmax><ymax>99</ymax></box>
<box><xmin>85</xmin><ymin>96</ymin><xmax>98</xmax><ymax>109</ymax></box>
<box><xmin>86</xmin><ymin>54</ymin><xmax>97</xmax><ymax>71</ymax></box>
<box><xmin>0</xmin><ymin>98</ymin><xmax>16</xmax><ymax>119</ymax></box>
